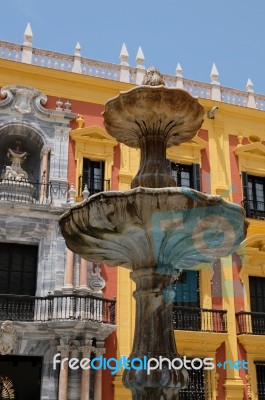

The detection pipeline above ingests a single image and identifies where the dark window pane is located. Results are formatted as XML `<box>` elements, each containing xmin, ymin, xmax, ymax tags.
<box><xmin>0</xmin><ymin>243</ymin><xmax>38</xmax><ymax>295</ymax></box>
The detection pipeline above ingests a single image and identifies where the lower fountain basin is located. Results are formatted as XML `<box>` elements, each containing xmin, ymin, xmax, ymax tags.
<box><xmin>59</xmin><ymin>186</ymin><xmax>247</xmax><ymax>271</ymax></box>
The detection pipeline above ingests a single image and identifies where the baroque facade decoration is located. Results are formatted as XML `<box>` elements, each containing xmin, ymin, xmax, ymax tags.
<box><xmin>0</xmin><ymin>24</ymin><xmax>264</xmax><ymax>399</ymax></box>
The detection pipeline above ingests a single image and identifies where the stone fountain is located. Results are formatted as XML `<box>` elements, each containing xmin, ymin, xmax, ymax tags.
<box><xmin>59</xmin><ymin>69</ymin><xmax>247</xmax><ymax>399</ymax></box>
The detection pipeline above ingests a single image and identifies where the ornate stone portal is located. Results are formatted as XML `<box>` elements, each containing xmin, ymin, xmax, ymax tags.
<box><xmin>60</xmin><ymin>69</ymin><xmax>247</xmax><ymax>399</ymax></box>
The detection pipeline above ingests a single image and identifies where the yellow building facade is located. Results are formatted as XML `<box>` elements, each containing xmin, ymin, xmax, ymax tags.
<box><xmin>0</xmin><ymin>29</ymin><xmax>265</xmax><ymax>399</ymax></box>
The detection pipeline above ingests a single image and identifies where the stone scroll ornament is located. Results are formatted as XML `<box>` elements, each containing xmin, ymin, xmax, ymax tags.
<box><xmin>0</xmin><ymin>321</ymin><xmax>17</xmax><ymax>355</ymax></box>
<box><xmin>60</xmin><ymin>68</ymin><xmax>248</xmax><ymax>400</ymax></box>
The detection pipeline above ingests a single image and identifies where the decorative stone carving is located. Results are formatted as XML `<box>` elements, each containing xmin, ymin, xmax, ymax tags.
<box><xmin>0</xmin><ymin>321</ymin><xmax>17</xmax><ymax>355</ymax></box>
<box><xmin>88</xmin><ymin>263</ymin><xmax>106</xmax><ymax>291</ymax></box>
<box><xmin>0</xmin><ymin>85</ymin><xmax>76</xmax><ymax>120</ymax></box>
<box><xmin>14</xmin><ymin>88</ymin><xmax>35</xmax><ymax>114</ymax></box>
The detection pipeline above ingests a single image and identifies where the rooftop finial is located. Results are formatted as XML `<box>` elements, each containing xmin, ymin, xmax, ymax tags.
<box><xmin>141</xmin><ymin>67</ymin><xmax>165</xmax><ymax>86</ymax></box>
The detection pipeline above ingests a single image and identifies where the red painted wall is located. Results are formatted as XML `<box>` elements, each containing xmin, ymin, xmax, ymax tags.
<box><xmin>216</xmin><ymin>343</ymin><xmax>226</xmax><ymax>400</ymax></box>
<box><xmin>232</xmin><ymin>254</ymin><xmax>245</xmax><ymax>313</ymax></box>
<box><xmin>238</xmin><ymin>342</ymin><xmax>248</xmax><ymax>400</ymax></box>
<box><xmin>198</xmin><ymin>129</ymin><xmax>211</xmax><ymax>194</ymax></box>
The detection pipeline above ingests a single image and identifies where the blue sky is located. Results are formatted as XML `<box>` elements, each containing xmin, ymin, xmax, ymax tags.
<box><xmin>1</xmin><ymin>0</ymin><xmax>265</xmax><ymax>94</ymax></box>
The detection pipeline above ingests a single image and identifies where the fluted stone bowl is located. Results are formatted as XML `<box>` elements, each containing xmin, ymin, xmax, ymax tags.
<box><xmin>59</xmin><ymin>186</ymin><xmax>247</xmax><ymax>271</ymax></box>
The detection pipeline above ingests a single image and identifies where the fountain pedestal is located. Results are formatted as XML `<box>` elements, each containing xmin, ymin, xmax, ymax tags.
<box><xmin>123</xmin><ymin>268</ymin><xmax>187</xmax><ymax>400</ymax></box>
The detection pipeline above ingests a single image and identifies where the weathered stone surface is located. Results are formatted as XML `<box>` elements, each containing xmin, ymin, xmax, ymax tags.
<box><xmin>60</xmin><ymin>82</ymin><xmax>248</xmax><ymax>399</ymax></box>
<box><xmin>60</xmin><ymin>187</ymin><xmax>247</xmax><ymax>270</ymax></box>
<box><xmin>103</xmin><ymin>86</ymin><xmax>205</xmax><ymax>188</ymax></box>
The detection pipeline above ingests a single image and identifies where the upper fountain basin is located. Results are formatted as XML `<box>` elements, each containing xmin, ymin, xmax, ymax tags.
<box><xmin>102</xmin><ymin>86</ymin><xmax>205</xmax><ymax>148</ymax></box>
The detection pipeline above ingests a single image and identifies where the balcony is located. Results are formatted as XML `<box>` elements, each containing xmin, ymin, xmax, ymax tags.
<box><xmin>242</xmin><ymin>199</ymin><xmax>265</xmax><ymax>220</ymax></box>
<box><xmin>236</xmin><ymin>311</ymin><xmax>265</xmax><ymax>335</ymax></box>
<box><xmin>173</xmin><ymin>306</ymin><xmax>227</xmax><ymax>333</ymax></box>
<box><xmin>0</xmin><ymin>293</ymin><xmax>116</xmax><ymax>325</ymax></box>
<box><xmin>0</xmin><ymin>179</ymin><xmax>53</xmax><ymax>205</ymax></box>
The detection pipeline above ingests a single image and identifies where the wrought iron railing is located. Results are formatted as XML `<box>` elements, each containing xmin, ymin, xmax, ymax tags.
<box><xmin>242</xmin><ymin>199</ymin><xmax>265</xmax><ymax>220</ymax></box>
<box><xmin>255</xmin><ymin>362</ymin><xmax>265</xmax><ymax>399</ymax></box>
<box><xmin>0</xmin><ymin>294</ymin><xmax>116</xmax><ymax>324</ymax></box>
<box><xmin>0</xmin><ymin>179</ymin><xmax>53</xmax><ymax>205</ymax></box>
<box><xmin>236</xmin><ymin>311</ymin><xmax>265</xmax><ymax>335</ymax></box>
<box><xmin>78</xmin><ymin>176</ymin><xmax>111</xmax><ymax>196</ymax></box>
<box><xmin>173</xmin><ymin>306</ymin><xmax>227</xmax><ymax>333</ymax></box>
<box><xmin>179</xmin><ymin>366</ymin><xmax>212</xmax><ymax>400</ymax></box>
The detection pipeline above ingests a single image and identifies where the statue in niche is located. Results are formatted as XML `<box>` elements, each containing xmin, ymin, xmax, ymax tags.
<box><xmin>3</xmin><ymin>141</ymin><xmax>28</xmax><ymax>181</ymax></box>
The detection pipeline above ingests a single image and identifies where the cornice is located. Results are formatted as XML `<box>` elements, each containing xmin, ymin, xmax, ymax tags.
<box><xmin>0</xmin><ymin>59</ymin><xmax>133</xmax><ymax>105</ymax></box>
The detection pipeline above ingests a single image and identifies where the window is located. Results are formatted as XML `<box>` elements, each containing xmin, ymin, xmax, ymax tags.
<box><xmin>249</xmin><ymin>276</ymin><xmax>265</xmax><ymax>334</ymax></box>
<box><xmin>0</xmin><ymin>243</ymin><xmax>38</xmax><ymax>295</ymax></box>
<box><xmin>78</xmin><ymin>158</ymin><xmax>110</xmax><ymax>196</ymax></box>
<box><xmin>242</xmin><ymin>172</ymin><xmax>265</xmax><ymax>219</ymax></box>
<box><xmin>255</xmin><ymin>362</ymin><xmax>265</xmax><ymax>399</ymax></box>
<box><xmin>169</xmin><ymin>162</ymin><xmax>201</xmax><ymax>190</ymax></box>
<box><xmin>179</xmin><ymin>361</ymin><xmax>210</xmax><ymax>399</ymax></box>
<box><xmin>172</xmin><ymin>271</ymin><xmax>200</xmax><ymax>331</ymax></box>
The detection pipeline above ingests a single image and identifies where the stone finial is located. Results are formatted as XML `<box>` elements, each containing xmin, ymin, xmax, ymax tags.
<box><xmin>68</xmin><ymin>183</ymin><xmax>76</xmax><ymax>203</ymax></box>
<box><xmin>210</xmin><ymin>63</ymin><xmax>219</xmax><ymax>83</ymax></box>
<box><xmin>72</xmin><ymin>42</ymin><xmax>82</xmax><ymax>74</ymax></box>
<box><xmin>246</xmin><ymin>78</ymin><xmax>256</xmax><ymax>109</ymax></box>
<box><xmin>22</xmin><ymin>23</ymin><xmax>33</xmax><ymax>64</ymax></box>
<box><xmin>82</xmin><ymin>184</ymin><xmax>90</xmax><ymax>200</ymax></box>
<box><xmin>56</xmin><ymin>98</ymin><xmax>63</xmax><ymax>111</ymax></box>
<box><xmin>135</xmin><ymin>47</ymin><xmax>145</xmax><ymax>85</ymax></box>
<box><xmin>23</xmin><ymin>22</ymin><xmax>33</xmax><ymax>46</ymax></box>
<box><xmin>176</xmin><ymin>63</ymin><xmax>183</xmax><ymax>78</ymax></box>
<box><xmin>210</xmin><ymin>63</ymin><xmax>221</xmax><ymax>101</ymax></box>
<box><xmin>74</xmin><ymin>41</ymin><xmax>81</xmax><ymax>57</ymax></box>
<box><xmin>141</xmin><ymin>67</ymin><xmax>165</xmax><ymax>86</ymax></box>
<box><xmin>176</xmin><ymin>63</ymin><xmax>184</xmax><ymax>89</ymax></box>
<box><xmin>246</xmin><ymin>78</ymin><xmax>254</xmax><ymax>93</ymax></box>
<box><xmin>119</xmin><ymin>43</ymin><xmax>129</xmax><ymax>65</ymax></box>
<box><xmin>119</xmin><ymin>43</ymin><xmax>130</xmax><ymax>83</ymax></box>
<box><xmin>136</xmin><ymin>46</ymin><xmax>145</xmax><ymax>67</ymax></box>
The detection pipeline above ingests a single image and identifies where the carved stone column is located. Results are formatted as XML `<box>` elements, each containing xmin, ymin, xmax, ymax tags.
<box><xmin>80</xmin><ymin>344</ymin><xmax>94</xmax><ymax>400</ymax></box>
<box><xmin>63</xmin><ymin>249</ymin><xmax>74</xmax><ymax>293</ymax></box>
<box><xmin>78</xmin><ymin>257</ymin><xmax>89</xmax><ymax>293</ymax></box>
<box><xmin>57</xmin><ymin>344</ymin><xmax>70</xmax><ymax>400</ymax></box>
<box><xmin>94</xmin><ymin>347</ymin><xmax>105</xmax><ymax>400</ymax></box>
<box><xmin>40</xmin><ymin>147</ymin><xmax>50</xmax><ymax>200</ymax></box>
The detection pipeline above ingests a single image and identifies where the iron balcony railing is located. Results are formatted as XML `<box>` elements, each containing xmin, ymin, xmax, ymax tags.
<box><xmin>179</xmin><ymin>366</ymin><xmax>212</xmax><ymax>400</ymax></box>
<box><xmin>0</xmin><ymin>179</ymin><xmax>53</xmax><ymax>205</ymax></box>
<box><xmin>78</xmin><ymin>176</ymin><xmax>111</xmax><ymax>196</ymax></box>
<box><xmin>236</xmin><ymin>311</ymin><xmax>265</xmax><ymax>335</ymax></box>
<box><xmin>242</xmin><ymin>199</ymin><xmax>265</xmax><ymax>220</ymax></box>
<box><xmin>173</xmin><ymin>306</ymin><xmax>227</xmax><ymax>333</ymax></box>
<box><xmin>0</xmin><ymin>294</ymin><xmax>116</xmax><ymax>325</ymax></box>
